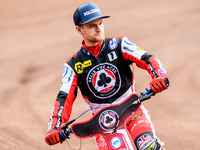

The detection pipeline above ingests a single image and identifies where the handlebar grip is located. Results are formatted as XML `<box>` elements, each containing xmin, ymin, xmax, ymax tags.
<box><xmin>59</xmin><ymin>132</ymin><xmax>67</xmax><ymax>141</ymax></box>
<box><xmin>59</xmin><ymin>128</ymin><xmax>72</xmax><ymax>142</ymax></box>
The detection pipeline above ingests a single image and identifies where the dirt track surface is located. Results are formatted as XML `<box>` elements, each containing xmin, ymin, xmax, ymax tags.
<box><xmin>1</xmin><ymin>0</ymin><xmax>200</xmax><ymax>149</ymax></box>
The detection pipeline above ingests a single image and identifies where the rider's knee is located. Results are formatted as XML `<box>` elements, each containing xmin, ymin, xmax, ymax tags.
<box><xmin>134</xmin><ymin>132</ymin><xmax>166</xmax><ymax>150</ymax></box>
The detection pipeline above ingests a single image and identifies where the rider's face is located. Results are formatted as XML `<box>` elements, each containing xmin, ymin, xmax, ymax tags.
<box><xmin>76</xmin><ymin>18</ymin><xmax>105</xmax><ymax>46</ymax></box>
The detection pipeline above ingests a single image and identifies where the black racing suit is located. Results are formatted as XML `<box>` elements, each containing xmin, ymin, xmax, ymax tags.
<box><xmin>47</xmin><ymin>37</ymin><xmax>167</xmax><ymax>149</ymax></box>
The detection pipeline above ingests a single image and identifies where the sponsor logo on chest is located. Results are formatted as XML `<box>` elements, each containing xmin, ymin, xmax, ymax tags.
<box><xmin>75</xmin><ymin>60</ymin><xmax>92</xmax><ymax>74</ymax></box>
<box><xmin>87</xmin><ymin>63</ymin><xmax>121</xmax><ymax>99</ymax></box>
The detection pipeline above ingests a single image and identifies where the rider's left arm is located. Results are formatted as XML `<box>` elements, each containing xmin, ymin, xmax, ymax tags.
<box><xmin>121</xmin><ymin>37</ymin><xmax>168</xmax><ymax>93</ymax></box>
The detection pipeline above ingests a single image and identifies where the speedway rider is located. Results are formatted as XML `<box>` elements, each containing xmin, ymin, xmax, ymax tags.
<box><xmin>45</xmin><ymin>3</ymin><xmax>169</xmax><ymax>150</ymax></box>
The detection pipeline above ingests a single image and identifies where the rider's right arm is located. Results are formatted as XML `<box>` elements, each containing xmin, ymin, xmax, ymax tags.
<box><xmin>47</xmin><ymin>63</ymin><xmax>78</xmax><ymax>133</ymax></box>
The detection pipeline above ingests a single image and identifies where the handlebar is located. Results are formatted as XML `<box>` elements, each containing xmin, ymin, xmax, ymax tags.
<box><xmin>60</xmin><ymin>124</ymin><xmax>72</xmax><ymax>142</ymax></box>
<box><xmin>59</xmin><ymin>77</ymin><xmax>169</xmax><ymax>141</ymax></box>
<box><xmin>135</xmin><ymin>77</ymin><xmax>169</xmax><ymax>104</ymax></box>
<box><xmin>59</xmin><ymin>88</ymin><xmax>154</xmax><ymax>141</ymax></box>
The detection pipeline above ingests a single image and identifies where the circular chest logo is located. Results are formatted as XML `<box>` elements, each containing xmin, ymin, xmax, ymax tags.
<box><xmin>99</xmin><ymin>110</ymin><xmax>119</xmax><ymax>130</ymax></box>
<box><xmin>87</xmin><ymin>63</ymin><xmax>121</xmax><ymax>99</ymax></box>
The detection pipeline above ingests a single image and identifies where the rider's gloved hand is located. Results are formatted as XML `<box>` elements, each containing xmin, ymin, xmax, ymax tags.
<box><xmin>149</xmin><ymin>77</ymin><xmax>169</xmax><ymax>93</ymax></box>
<box><xmin>45</xmin><ymin>129</ymin><xmax>60</xmax><ymax>145</ymax></box>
